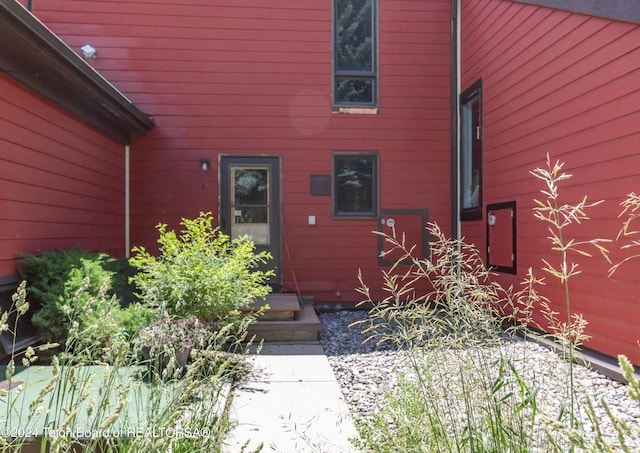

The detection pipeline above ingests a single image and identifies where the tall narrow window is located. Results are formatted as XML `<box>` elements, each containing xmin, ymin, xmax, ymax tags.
<box><xmin>333</xmin><ymin>153</ymin><xmax>378</xmax><ymax>217</ymax></box>
<box><xmin>460</xmin><ymin>80</ymin><xmax>482</xmax><ymax>220</ymax></box>
<box><xmin>333</xmin><ymin>0</ymin><xmax>377</xmax><ymax>106</ymax></box>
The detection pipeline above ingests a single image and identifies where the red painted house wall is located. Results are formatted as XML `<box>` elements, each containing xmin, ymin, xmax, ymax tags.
<box><xmin>30</xmin><ymin>0</ymin><xmax>453</xmax><ymax>303</ymax></box>
<box><xmin>10</xmin><ymin>0</ymin><xmax>639</xmax><ymax>364</ymax></box>
<box><xmin>460</xmin><ymin>0</ymin><xmax>640</xmax><ymax>362</ymax></box>
<box><xmin>0</xmin><ymin>75</ymin><xmax>127</xmax><ymax>278</ymax></box>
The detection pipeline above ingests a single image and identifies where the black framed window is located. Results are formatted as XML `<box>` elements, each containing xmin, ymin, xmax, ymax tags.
<box><xmin>333</xmin><ymin>153</ymin><xmax>378</xmax><ymax>217</ymax></box>
<box><xmin>333</xmin><ymin>0</ymin><xmax>377</xmax><ymax>106</ymax></box>
<box><xmin>460</xmin><ymin>79</ymin><xmax>482</xmax><ymax>221</ymax></box>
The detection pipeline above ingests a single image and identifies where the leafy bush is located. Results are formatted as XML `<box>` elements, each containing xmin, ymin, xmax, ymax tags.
<box><xmin>116</xmin><ymin>302</ymin><xmax>158</xmax><ymax>342</ymax></box>
<box><xmin>104</xmin><ymin>256</ymin><xmax>140</xmax><ymax>306</ymax></box>
<box><xmin>129</xmin><ymin>212</ymin><xmax>273</xmax><ymax>322</ymax></box>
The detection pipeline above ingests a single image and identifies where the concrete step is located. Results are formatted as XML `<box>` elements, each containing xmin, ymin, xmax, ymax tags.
<box><xmin>248</xmin><ymin>304</ymin><xmax>321</xmax><ymax>343</ymax></box>
<box><xmin>241</xmin><ymin>293</ymin><xmax>300</xmax><ymax>321</ymax></box>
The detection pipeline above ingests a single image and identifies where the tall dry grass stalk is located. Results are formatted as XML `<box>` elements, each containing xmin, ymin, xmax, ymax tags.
<box><xmin>609</xmin><ymin>192</ymin><xmax>640</xmax><ymax>276</ymax></box>
<box><xmin>354</xmin><ymin>154</ymin><xmax>640</xmax><ymax>452</ymax></box>
<box><xmin>0</xmin><ymin>278</ymin><xmax>252</xmax><ymax>452</ymax></box>
<box><xmin>357</xmin><ymin>222</ymin><xmax>509</xmax><ymax>350</ymax></box>
<box><xmin>530</xmin><ymin>154</ymin><xmax>611</xmax><ymax>430</ymax></box>
<box><xmin>354</xmin><ymin>223</ymin><xmax>546</xmax><ymax>452</ymax></box>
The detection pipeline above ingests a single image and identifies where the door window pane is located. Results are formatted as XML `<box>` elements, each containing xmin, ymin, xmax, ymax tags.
<box><xmin>231</xmin><ymin>166</ymin><xmax>270</xmax><ymax>244</ymax></box>
<box><xmin>234</xmin><ymin>169</ymin><xmax>268</xmax><ymax>205</ymax></box>
<box><xmin>234</xmin><ymin>207</ymin><xmax>268</xmax><ymax>224</ymax></box>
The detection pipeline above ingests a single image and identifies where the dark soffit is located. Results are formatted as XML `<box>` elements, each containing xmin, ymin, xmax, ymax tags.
<box><xmin>513</xmin><ymin>0</ymin><xmax>640</xmax><ymax>25</ymax></box>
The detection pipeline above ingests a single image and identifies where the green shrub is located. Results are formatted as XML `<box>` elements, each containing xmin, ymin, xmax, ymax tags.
<box><xmin>129</xmin><ymin>212</ymin><xmax>273</xmax><ymax>322</ymax></box>
<box><xmin>117</xmin><ymin>302</ymin><xmax>159</xmax><ymax>341</ymax></box>
<box><xmin>18</xmin><ymin>248</ymin><xmax>142</xmax><ymax>361</ymax></box>
<box><xmin>19</xmin><ymin>249</ymin><xmax>110</xmax><ymax>343</ymax></box>
<box><xmin>61</xmin><ymin>277</ymin><xmax>125</xmax><ymax>361</ymax></box>
<box><xmin>104</xmin><ymin>257</ymin><xmax>140</xmax><ymax>306</ymax></box>
<box><xmin>19</xmin><ymin>248</ymin><xmax>137</xmax><ymax>306</ymax></box>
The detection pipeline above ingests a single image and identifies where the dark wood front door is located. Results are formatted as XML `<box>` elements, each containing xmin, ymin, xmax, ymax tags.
<box><xmin>219</xmin><ymin>156</ymin><xmax>281</xmax><ymax>286</ymax></box>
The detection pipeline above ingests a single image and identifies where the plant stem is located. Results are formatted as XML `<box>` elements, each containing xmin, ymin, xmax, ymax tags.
<box><xmin>550</xmin><ymin>182</ymin><xmax>576</xmax><ymax>430</ymax></box>
<box><xmin>562</xmin><ymin>244</ymin><xmax>576</xmax><ymax>429</ymax></box>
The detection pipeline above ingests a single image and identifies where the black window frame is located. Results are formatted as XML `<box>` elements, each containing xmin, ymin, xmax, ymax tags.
<box><xmin>460</xmin><ymin>79</ymin><xmax>483</xmax><ymax>221</ymax></box>
<box><xmin>333</xmin><ymin>152</ymin><xmax>379</xmax><ymax>218</ymax></box>
<box><xmin>332</xmin><ymin>0</ymin><xmax>378</xmax><ymax>108</ymax></box>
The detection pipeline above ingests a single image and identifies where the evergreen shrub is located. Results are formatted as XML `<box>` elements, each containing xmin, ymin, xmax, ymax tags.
<box><xmin>18</xmin><ymin>248</ymin><xmax>143</xmax><ymax>358</ymax></box>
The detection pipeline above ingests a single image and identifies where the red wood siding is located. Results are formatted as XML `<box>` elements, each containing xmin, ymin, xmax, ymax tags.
<box><xmin>31</xmin><ymin>0</ymin><xmax>452</xmax><ymax>303</ymax></box>
<box><xmin>0</xmin><ymin>75</ymin><xmax>126</xmax><ymax>277</ymax></box>
<box><xmin>461</xmin><ymin>0</ymin><xmax>640</xmax><ymax>362</ymax></box>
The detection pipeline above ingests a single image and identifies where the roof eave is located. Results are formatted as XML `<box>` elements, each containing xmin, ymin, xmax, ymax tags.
<box><xmin>0</xmin><ymin>1</ymin><xmax>154</xmax><ymax>145</ymax></box>
<box><xmin>513</xmin><ymin>0</ymin><xmax>640</xmax><ymax>25</ymax></box>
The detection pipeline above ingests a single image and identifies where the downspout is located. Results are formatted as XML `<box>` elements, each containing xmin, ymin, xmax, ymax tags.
<box><xmin>450</xmin><ymin>0</ymin><xmax>461</xmax><ymax>240</ymax></box>
<box><xmin>125</xmin><ymin>145</ymin><xmax>131</xmax><ymax>258</ymax></box>
<box><xmin>27</xmin><ymin>1</ymin><xmax>32</xmax><ymax>11</ymax></box>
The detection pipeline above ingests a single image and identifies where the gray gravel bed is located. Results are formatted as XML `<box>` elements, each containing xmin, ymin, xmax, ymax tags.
<box><xmin>319</xmin><ymin>310</ymin><xmax>640</xmax><ymax>450</ymax></box>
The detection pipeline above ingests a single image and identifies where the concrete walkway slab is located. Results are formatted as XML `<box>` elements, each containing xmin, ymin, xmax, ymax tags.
<box><xmin>223</xmin><ymin>344</ymin><xmax>359</xmax><ymax>453</ymax></box>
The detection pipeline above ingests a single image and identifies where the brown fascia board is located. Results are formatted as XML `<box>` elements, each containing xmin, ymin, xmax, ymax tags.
<box><xmin>513</xmin><ymin>0</ymin><xmax>640</xmax><ymax>25</ymax></box>
<box><xmin>0</xmin><ymin>1</ymin><xmax>154</xmax><ymax>145</ymax></box>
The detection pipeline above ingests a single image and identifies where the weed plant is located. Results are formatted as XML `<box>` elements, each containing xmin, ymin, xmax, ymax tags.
<box><xmin>354</xmin><ymin>155</ymin><xmax>639</xmax><ymax>452</ymax></box>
